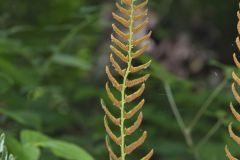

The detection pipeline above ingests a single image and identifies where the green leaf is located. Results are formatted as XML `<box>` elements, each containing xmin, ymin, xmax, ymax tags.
<box><xmin>6</xmin><ymin>135</ymin><xmax>39</xmax><ymax>160</ymax></box>
<box><xmin>21</xmin><ymin>130</ymin><xmax>48</xmax><ymax>145</ymax></box>
<box><xmin>51</xmin><ymin>54</ymin><xmax>91</xmax><ymax>70</ymax></box>
<box><xmin>22</xmin><ymin>144</ymin><xmax>40</xmax><ymax>160</ymax></box>
<box><xmin>0</xmin><ymin>72</ymin><xmax>14</xmax><ymax>93</ymax></box>
<box><xmin>39</xmin><ymin>140</ymin><xmax>94</xmax><ymax>160</ymax></box>
<box><xmin>0</xmin><ymin>108</ymin><xmax>41</xmax><ymax>129</ymax></box>
<box><xmin>21</xmin><ymin>130</ymin><xmax>94</xmax><ymax>160</ymax></box>
<box><xmin>0</xmin><ymin>58</ymin><xmax>37</xmax><ymax>85</ymax></box>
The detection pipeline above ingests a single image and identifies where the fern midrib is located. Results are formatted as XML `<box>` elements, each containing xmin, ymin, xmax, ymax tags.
<box><xmin>120</xmin><ymin>0</ymin><xmax>135</xmax><ymax>159</ymax></box>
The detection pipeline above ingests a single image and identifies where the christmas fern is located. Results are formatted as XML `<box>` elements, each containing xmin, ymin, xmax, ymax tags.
<box><xmin>225</xmin><ymin>4</ymin><xmax>240</xmax><ymax>160</ymax></box>
<box><xmin>101</xmin><ymin>0</ymin><xmax>153</xmax><ymax>159</ymax></box>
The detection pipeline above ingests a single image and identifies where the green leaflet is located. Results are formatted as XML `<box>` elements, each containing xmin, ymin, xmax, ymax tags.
<box><xmin>20</xmin><ymin>130</ymin><xmax>94</xmax><ymax>160</ymax></box>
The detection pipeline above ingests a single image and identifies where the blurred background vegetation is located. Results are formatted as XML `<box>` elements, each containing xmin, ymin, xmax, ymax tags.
<box><xmin>0</xmin><ymin>0</ymin><xmax>239</xmax><ymax>159</ymax></box>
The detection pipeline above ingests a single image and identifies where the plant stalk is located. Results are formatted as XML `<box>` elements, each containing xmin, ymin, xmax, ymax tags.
<box><xmin>164</xmin><ymin>83</ymin><xmax>200</xmax><ymax>160</ymax></box>
<box><xmin>188</xmin><ymin>78</ymin><xmax>227</xmax><ymax>130</ymax></box>
<box><xmin>120</xmin><ymin>0</ymin><xmax>135</xmax><ymax>159</ymax></box>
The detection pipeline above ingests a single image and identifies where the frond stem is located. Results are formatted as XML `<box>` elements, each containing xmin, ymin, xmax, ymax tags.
<box><xmin>188</xmin><ymin>78</ymin><xmax>227</xmax><ymax>131</ymax></box>
<box><xmin>120</xmin><ymin>0</ymin><xmax>135</xmax><ymax>159</ymax></box>
<box><xmin>164</xmin><ymin>83</ymin><xmax>187</xmax><ymax>140</ymax></box>
<box><xmin>196</xmin><ymin>118</ymin><xmax>223</xmax><ymax>149</ymax></box>
<box><xmin>164</xmin><ymin>83</ymin><xmax>200</xmax><ymax>160</ymax></box>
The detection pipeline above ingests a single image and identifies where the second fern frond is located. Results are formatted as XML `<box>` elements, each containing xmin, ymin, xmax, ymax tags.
<box><xmin>225</xmin><ymin>3</ymin><xmax>240</xmax><ymax>160</ymax></box>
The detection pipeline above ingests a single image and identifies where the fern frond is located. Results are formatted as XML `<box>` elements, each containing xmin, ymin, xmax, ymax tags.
<box><xmin>226</xmin><ymin>5</ymin><xmax>240</xmax><ymax>159</ymax></box>
<box><xmin>102</xmin><ymin>0</ymin><xmax>153</xmax><ymax>159</ymax></box>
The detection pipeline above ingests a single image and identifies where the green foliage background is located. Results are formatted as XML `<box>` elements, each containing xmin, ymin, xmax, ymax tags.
<box><xmin>0</xmin><ymin>0</ymin><xmax>238</xmax><ymax>159</ymax></box>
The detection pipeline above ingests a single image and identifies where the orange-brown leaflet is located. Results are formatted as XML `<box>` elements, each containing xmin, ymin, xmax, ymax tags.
<box><xmin>125</xmin><ymin>99</ymin><xmax>145</xmax><ymax>119</ymax></box>
<box><xmin>125</xmin><ymin>83</ymin><xmax>145</xmax><ymax>103</ymax></box>
<box><xmin>125</xmin><ymin>112</ymin><xmax>143</xmax><ymax>135</ymax></box>
<box><xmin>126</xmin><ymin>74</ymin><xmax>150</xmax><ymax>87</ymax></box>
<box><xmin>110</xmin><ymin>45</ymin><xmax>128</xmax><ymax>63</ymax></box>
<box><xmin>141</xmin><ymin>149</ymin><xmax>154</xmax><ymax>160</ymax></box>
<box><xmin>110</xmin><ymin>54</ymin><xmax>126</xmax><ymax>76</ymax></box>
<box><xmin>106</xmin><ymin>83</ymin><xmax>121</xmax><ymax>107</ymax></box>
<box><xmin>104</xmin><ymin>116</ymin><xmax>121</xmax><ymax>145</ymax></box>
<box><xmin>102</xmin><ymin>100</ymin><xmax>120</xmax><ymax>126</ymax></box>
<box><xmin>125</xmin><ymin>131</ymin><xmax>147</xmax><ymax>154</ymax></box>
